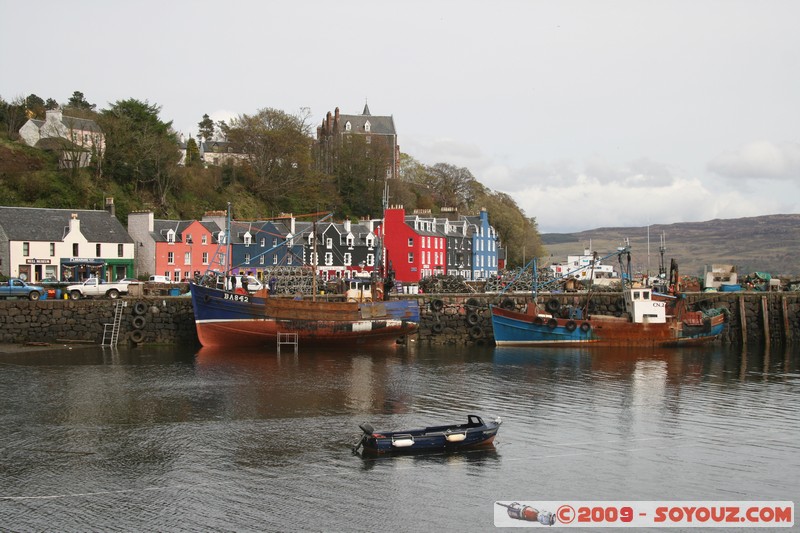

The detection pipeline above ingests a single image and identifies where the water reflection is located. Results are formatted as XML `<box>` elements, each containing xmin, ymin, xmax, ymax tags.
<box><xmin>1</xmin><ymin>342</ymin><xmax>798</xmax><ymax>532</ymax></box>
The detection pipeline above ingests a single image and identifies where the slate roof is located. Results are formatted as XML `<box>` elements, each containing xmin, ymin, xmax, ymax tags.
<box><xmin>338</xmin><ymin>112</ymin><xmax>396</xmax><ymax>136</ymax></box>
<box><xmin>0</xmin><ymin>207</ymin><xmax>133</xmax><ymax>243</ymax></box>
<box><xmin>151</xmin><ymin>219</ymin><xmax>221</xmax><ymax>243</ymax></box>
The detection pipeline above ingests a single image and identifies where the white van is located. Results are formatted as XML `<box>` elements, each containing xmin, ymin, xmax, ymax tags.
<box><xmin>148</xmin><ymin>275</ymin><xmax>171</xmax><ymax>283</ymax></box>
<box><xmin>220</xmin><ymin>275</ymin><xmax>263</xmax><ymax>293</ymax></box>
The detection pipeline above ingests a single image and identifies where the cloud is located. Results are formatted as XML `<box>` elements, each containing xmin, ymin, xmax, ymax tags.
<box><xmin>707</xmin><ymin>141</ymin><xmax>800</xmax><ymax>180</ymax></box>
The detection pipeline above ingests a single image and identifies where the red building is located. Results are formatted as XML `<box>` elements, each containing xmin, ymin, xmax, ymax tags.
<box><xmin>382</xmin><ymin>206</ymin><xmax>446</xmax><ymax>283</ymax></box>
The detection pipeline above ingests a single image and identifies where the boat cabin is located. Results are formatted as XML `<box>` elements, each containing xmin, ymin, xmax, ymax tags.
<box><xmin>623</xmin><ymin>287</ymin><xmax>667</xmax><ymax>324</ymax></box>
<box><xmin>345</xmin><ymin>278</ymin><xmax>373</xmax><ymax>302</ymax></box>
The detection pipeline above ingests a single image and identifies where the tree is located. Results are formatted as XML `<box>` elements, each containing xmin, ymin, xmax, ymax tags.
<box><xmin>424</xmin><ymin>163</ymin><xmax>477</xmax><ymax>210</ymax></box>
<box><xmin>474</xmin><ymin>189</ymin><xmax>544</xmax><ymax>267</ymax></box>
<box><xmin>100</xmin><ymin>98</ymin><xmax>180</xmax><ymax>207</ymax></box>
<box><xmin>25</xmin><ymin>94</ymin><xmax>46</xmax><ymax>119</ymax></box>
<box><xmin>222</xmin><ymin>108</ymin><xmax>314</xmax><ymax>205</ymax></box>
<box><xmin>185</xmin><ymin>136</ymin><xmax>201</xmax><ymax>166</ymax></box>
<box><xmin>67</xmin><ymin>91</ymin><xmax>96</xmax><ymax>111</ymax></box>
<box><xmin>198</xmin><ymin>113</ymin><xmax>214</xmax><ymax>141</ymax></box>
<box><xmin>1</xmin><ymin>95</ymin><xmax>28</xmax><ymax>139</ymax></box>
<box><xmin>45</xmin><ymin>98</ymin><xmax>59</xmax><ymax>110</ymax></box>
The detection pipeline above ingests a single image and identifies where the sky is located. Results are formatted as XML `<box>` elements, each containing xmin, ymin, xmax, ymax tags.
<box><xmin>2</xmin><ymin>0</ymin><xmax>798</xmax><ymax>233</ymax></box>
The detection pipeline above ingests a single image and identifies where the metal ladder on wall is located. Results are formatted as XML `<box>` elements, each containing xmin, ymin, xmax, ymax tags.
<box><xmin>102</xmin><ymin>300</ymin><xmax>126</xmax><ymax>346</ymax></box>
<box><xmin>277</xmin><ymin>332</ymin><xmax>298</xmax><ymax>355</ymax></box>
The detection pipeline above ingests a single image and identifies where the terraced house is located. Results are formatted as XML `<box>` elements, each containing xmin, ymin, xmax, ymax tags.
<box><xmin>0</xmin><ymin>202</ymin><xmax>134</xmax><ymax>282</ymax></box>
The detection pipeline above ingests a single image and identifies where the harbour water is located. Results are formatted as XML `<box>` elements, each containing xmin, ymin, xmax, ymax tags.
<box><xmin>0</xmin><ymin>342</ymin><xmax>797</xmax><ymax>532</ymax></box>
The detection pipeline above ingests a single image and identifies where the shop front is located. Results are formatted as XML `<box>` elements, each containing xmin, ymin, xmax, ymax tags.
<box><xmin>60</xmin><ymin>258</ymin><xmax>105</xmax><ymax>282</ymax></box>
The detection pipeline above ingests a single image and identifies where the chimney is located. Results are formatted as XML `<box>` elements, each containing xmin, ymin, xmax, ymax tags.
<box><xmin>69</xmin><ymin>213</ymin><xmax>80</xmax><ymax>234</ymax></box>
<box><xmin>105</xmin><ymin>197</ymin><xmax>115</xmax><ymax>217</ymax></box>
<box><xmin>344</xmin><ymin>220</ymin><xmax>351</xmax><ymax>232</ymax></box>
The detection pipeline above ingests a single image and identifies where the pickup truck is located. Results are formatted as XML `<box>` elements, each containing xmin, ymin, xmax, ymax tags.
<box><xmin>66</xmin><ymin>278</ymin><xmax>130</xmax><ymax>300</ymax></box>
<box><xmin>0</xmin><ymin>278</ymin><xmax>46</xmax><ymax>300</ymax></box>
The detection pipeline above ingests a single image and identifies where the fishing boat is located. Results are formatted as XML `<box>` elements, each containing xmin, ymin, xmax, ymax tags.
<box><xmin>190</xmin><ymin>282</ymin><xmax>419</xmax><ymax>348</ymax></box>
<box><xmin>189</xmin><ymin>200</ymin><xmax>419</xmax><ymax>349</ymax></box>
<box><xmin>491</xmin><ymin>247</ymin><xmax>728</xmax><ymax>347</ymax></box>
<box><xmin>353</xmin><ymin>415</ymin><xmax>502</xmax><ymax>455</ymax></box>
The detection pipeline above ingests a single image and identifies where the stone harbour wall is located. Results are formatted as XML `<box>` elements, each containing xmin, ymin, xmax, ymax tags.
<box><xmin>0</xmin><ymin>292</ymin><xmax>797</xmax><ymax>348</ymax></box>
<box><xmin>0</xmin><ymin>297</ymin><xmax>198</xmax><ymax>347</ymax></box>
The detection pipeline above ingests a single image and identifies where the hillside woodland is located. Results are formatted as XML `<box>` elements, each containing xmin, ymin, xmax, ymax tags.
<box><xmin>0</xmin><ymin>92</ymin><xmax>544</xmax><ymax>266</ymax></box>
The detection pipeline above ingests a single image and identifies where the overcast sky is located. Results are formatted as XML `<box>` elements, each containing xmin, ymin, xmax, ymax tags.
<box><xmin>2</xmin><ymin>0</ymin><xmax>798</xmax><ymax>233</ymax></box>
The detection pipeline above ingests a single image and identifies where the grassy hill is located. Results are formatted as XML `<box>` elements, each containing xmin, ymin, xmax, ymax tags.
<box><xmin>542</xmin><ymin>214</ymin><xmax>800</xmax><ymax>278</ymax></box>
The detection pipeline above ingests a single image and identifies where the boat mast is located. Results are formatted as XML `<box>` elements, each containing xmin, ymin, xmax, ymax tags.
<box><xmin>312</xmin><ymin>219</ymin><xmax>317</xmax><ymax>301</ymax></box>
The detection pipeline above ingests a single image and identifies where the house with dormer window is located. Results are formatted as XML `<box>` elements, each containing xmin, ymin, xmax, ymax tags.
<box><xmin>127</xmin><ymin>212</ymin><xmax>221</xmax><ymax>281</ymax></box>
<box><xmin>464</xmin><ymin>208</ymin><xmax>498</xmax><ymax>280</ymax></box>
<box><xmin>382</xmin><ymin>206</ymin><xmax>446</xmax><ymax>283</ymax></box>
<box><xmin>315</xmin><ymin>103</ymin><xmax>399</xmax><ymax>179</ymax></box>
<box><xmin>0</xmin><ymin>203</ymin><xmax>133</xmax><ymax>282</ymax></box>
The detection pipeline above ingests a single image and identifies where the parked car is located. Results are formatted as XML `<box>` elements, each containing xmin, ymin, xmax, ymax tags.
<box><xmin>66</xmin><ymin>278</ymin><xmax>131</xmax><ymax>299</ymax></box>
<box><xmin>148</xmin><ymin>275</ymin><xmax>172</xmax><ymax>283</ymax></box>
<box><xmin>0</xmin><ymin>278</ymin><xmax>46</xmax><ymax>300</ymax></box>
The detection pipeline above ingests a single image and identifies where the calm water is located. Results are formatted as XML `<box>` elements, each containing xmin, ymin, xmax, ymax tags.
<box><xmin>0</xmin><ymin>342</ymin><xmax>798</xmax><ymax>532</ymax></box>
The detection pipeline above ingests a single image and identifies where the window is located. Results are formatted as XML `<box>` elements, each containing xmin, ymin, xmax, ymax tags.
<box><xmin>364</xmin><ymin>120</ymin><xmax>371</xmax><ymax>132</ymax></box>
<box><xmin>50</xmin><ymin>243</ymin><xmax>55</xmax><ymax>256</ymax></box>
<box><xmin>96</xmin><ymin>244</ymin><xmax>101</xmax><ymax>256</ymax></box>
<box><xmin>273</xmin><ymin>255</ymin><xmax>278</xmax><ymax>265</ymax></box>
<box><xmin>345</xmin><ymin>121</ymin><xmax>352</xmax><ymax>131</ymax></box>
<box><xmin>244</xmin><ymin>253</ymin><xmax>250</xmax><ymax>264</ymax></box>
<box><xmin>408</xmin><ymin>253</ymin><xmax>414</xmax><ymax>263</ymax></box>
<box><xmin>186</xmin><ymin>234</ymin><xmax>192</xmax><ymax>244</ymax></box>
<box><xmin>118</xmin><ymin>244</ymin><xmax>123</xmax><ymax>257</ymax></box>
<box><xmin>366</xmin><ymin>253</ymin><xmax>374</xmax><ymax>266</ymax></box>
<box><xmin>244</xmin><ymin>232</ymin><xmax>252</xmax><ymax>246</ymax></box>
<box><xmin>259</xmin><ymin>255</ymin><xmax>265</xmax><ymax>265</ymax></box>
<box><xmin>167</xmin><ymin>230</ymin><xmax>175</xmax><ymax>244</ymax></box>
<box><xmin>261</xmin><ymin>238</ymin><xmax>266</xmax><ymax>247</ymax></box>
<box><xmin>288</xmin><ymin>254</ymin><xmax>293</xmax><ymax>265</ymax></box>
<box><xmin>202</xmin><ymin>235</ymin><xmax>208</xmax><ymax>245</ymax></box>
<box><xmin>408</xmin><ymin>237</ymin><xmax>414</xmax><ymax>247</ymax></box>
<box><xmin>202</xmin><ymin>252</ymin><xmax>209</xmax><ymax>264</ymax></box>
<box><xmin>272</xmin><ymin>238</ymin><xmax>278</xmax><ymax>247</ymax></box>
<box><xmin>22</xmin><ymin>242</ymin><xmax>29</xmax><ymax>256</ymax></box>
<box><xmin>346</xmin><ymin>236</ymin><xmax>354</xmax><ymax>248</ymax></box>
<box><xmin>366</xmin><ymin>236</ymin><xmax>374</xmax><ymax>248</ymax></box>
<box><xmin>365</xmin><ymin>136</ymin><xmax>371</xmax><ymax>144</ymax></box>
<box><xmin>184</xmin><ymin>252</ymin><xmax>191</xmax><ymax>265</ymax></box>
<box><xmin>344</xmin><ymin>253</ymin><xmax>352</xmax><ymax>266</ymax></box>
<box><xmin>73</xmin><ymin>243</ymin><xmax>79</xmax><ymax>256</ymax></box>
<box><xmin>326</xmin><ymin>238</ymin><xmax>333</xmax><ymax>249</ymax></box>
<box><xmin>218</xmin><ymin>231</ymin><xmax>226</xmax><ymax>244</ymax></box>
<box><xmin>324</xmin><ymin>252</ymin><xmax>333</xmax><ymax>266</ymax></box>
<box><xmin>168</xmin><ymin>252</ymin><xmax>174</xmax><ymax>264</ymax></box>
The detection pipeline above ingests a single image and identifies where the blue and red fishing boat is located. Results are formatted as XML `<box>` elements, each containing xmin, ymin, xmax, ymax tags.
<box><xmin>491</xmin><ymin>248</ymin><xmax>728</xmax><ymax>347</ymax></box>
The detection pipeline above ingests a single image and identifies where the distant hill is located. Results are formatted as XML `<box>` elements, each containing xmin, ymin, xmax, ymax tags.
<box><xmin>541</xmin><ymin>214</ymin><xmax>800</xmax><ymax>278</ymax></box>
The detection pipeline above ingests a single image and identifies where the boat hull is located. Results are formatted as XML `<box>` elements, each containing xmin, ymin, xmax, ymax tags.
<box><xmin>490</xmin><ymin>306</ymin><xmax>726</xmax><ymax>347</ymax></box>
<box><xmin>190</xmin><ymin>283</ymin><xmax>419</xmax><ymax>348</ymax></box>
<box><xmin>356</xmin><ymin>415</ymin><xmax>501</xmax><ymax>455</ymax></box>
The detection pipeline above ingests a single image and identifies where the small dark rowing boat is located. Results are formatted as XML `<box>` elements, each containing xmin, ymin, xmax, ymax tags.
<box><xmin>353</xmin><ymin>415</ymin><xmax>502</xmax><ymax>455</ymax></box>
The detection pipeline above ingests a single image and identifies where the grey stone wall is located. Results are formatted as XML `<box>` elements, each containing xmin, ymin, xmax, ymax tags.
<box><xmin>0</xmin><ymin>297</ymin><xmax>197</xmax><ymax>347</ymax></box>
